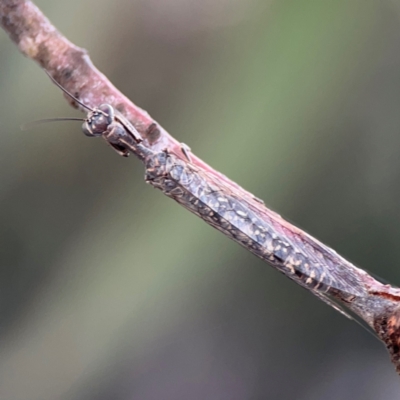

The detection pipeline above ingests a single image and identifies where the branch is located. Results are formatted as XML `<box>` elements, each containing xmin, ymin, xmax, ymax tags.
<box><xmin>2</xmin><ymin>0</ymin><xmax>400</xmax><ymax>377</ymax></box>
<box><xmin>0</xmin><ymin>0</ymin><xmax>244</xmax><ymax>192</ymax></box>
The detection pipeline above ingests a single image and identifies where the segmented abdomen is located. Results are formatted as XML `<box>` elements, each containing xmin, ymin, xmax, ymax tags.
<box><xmin>145</xmin><ymin>151</ymin><xmax>367</xmax><ymax>299</ymax></box>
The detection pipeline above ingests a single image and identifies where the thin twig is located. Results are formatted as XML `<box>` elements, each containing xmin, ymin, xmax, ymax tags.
<box><xmin>0</xmin><ymin>0</ymin><xmax>247</xmax><ymax>195</ymax></box>
<box><xmin>1</xmin><ymin>0</ymin><xmax>400</xmax><ymax>376</ymax></box>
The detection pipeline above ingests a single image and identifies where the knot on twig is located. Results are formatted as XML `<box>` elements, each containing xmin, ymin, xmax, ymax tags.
<box><xmin>374</xmin><ymin>307</ymin><xmax>400</xmax><ymax>373</ymax></box>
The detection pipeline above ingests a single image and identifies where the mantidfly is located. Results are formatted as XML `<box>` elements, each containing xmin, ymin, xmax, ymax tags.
<box><xmin>27</xmin><ymin>70</ymin><xmax>400</xmax><ymax>376</ymax></box>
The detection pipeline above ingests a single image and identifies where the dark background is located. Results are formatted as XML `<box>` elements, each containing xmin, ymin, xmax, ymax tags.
<box><xmin>0</xmin><ymin>0</ymin><xmax>399</xmax><ymax>398</ymax></box>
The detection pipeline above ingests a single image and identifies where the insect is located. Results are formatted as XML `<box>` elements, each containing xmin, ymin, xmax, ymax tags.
<box><xmin>37</xmin><ymin>70</ymin><xmax>400</xmax><ymax>374</ymax></box>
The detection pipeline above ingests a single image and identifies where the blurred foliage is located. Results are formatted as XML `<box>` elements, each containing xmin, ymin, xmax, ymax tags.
<box><xmin>0</xmin><ymin>0</ymin><xmax>400</xmax><ymax>398</ymax></box>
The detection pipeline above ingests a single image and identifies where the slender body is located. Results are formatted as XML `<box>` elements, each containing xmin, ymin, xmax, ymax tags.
<box><xmin>87</xmin><ymin>103</ymin><xmax>367</xmax><ymax>304</ymax></box>
<box><xmin>44</xmin><ymin>73</ymin><xmax>400</xmax><ymax>373</ymax></box>
<box><xmin>145</xmin><ymin>150</ymin><xmax>368</xmax><ymax>311</ymax></box>
<box><xmin>81</xmin><ymin>102</ymin><xmax>388</xmax><ymax>318</ymax></box>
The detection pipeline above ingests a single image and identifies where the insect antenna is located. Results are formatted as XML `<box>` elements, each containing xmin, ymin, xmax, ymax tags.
<box><xmin>44</xmin><ymin>70</ymin><xmax>93</xmax><ymax>113</ymax></box>
<box><xmin>20</xmin><ymin>117</ymin><xmax>85</xmax><ymax>131</ymax></box>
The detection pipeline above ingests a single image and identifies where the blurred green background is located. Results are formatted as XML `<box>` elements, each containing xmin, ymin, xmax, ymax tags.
<box><xmin>0</xmin><ymin>0</ymin><xmax>400</xmax><ymax>398</ymax></box>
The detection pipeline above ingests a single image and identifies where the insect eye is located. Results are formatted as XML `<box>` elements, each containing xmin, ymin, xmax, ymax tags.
<box><xmin>91</xmin><ymin>113</ymin><xmax>109</xmax><ymax>133</ymax></box>
<box><xmin>82</xmin><ymin>106</ymin><xmax>114</xmax><ymax>137</ymax></box>
<box><xmin>98</xmin><ymin>104</ymin><xmax>114</xmax><ymax>118</ymax></box>
<box><xmin>82</xmin><ymin>121</ymin><xmax>94</xmax><ymax>137</ymax></box>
